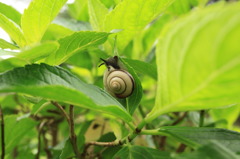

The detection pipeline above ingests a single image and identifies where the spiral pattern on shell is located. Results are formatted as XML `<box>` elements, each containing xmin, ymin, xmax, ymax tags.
<box><xmin>104</xmin><ymin>69</ymin><xmax>135</xmax><ymax>98</ymax></box>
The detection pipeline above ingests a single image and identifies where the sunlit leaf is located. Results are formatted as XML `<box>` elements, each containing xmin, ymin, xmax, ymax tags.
<box><xmin>22</xmin><ymin>0</ymin><xmax>67</xmax><ymax>44</ymax></box>
<box><xmin>104</xmin><ymin>0</ymin><xmax>175</xmax><ymax>52</ymax></box>
<box><xmin>0</xmin><ymin>38</ymin><xmax>19</xmax><ymax>49</ymax></box>
<box><xmin>0</xmin><ymin>2</ymin><xmax>21</xmax><ymax>26</ymax></box>
<box><xmin>0</xmin><ymin>13</ymin><xmax>26</xmax><ymax>47</ymax></box>
<box><xmin>45</xmin><ymin>31</ymin><xmax>110</xmax><ymax>65</ymax></box>
<box><xmin>147</xmin><ymin>3</ymin><xmax>240</xmax><ymax>121</ymax></box>
<box><xmin>0</xmin><ymin>42</ymin><xmax>59</xmax><ymax>72</ymax></box>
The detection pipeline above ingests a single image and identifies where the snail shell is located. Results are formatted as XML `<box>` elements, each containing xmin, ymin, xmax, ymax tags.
<box><xmin>103</xmin><ymin>68</ymin><xmax>135</xmax><ymax>98</ymax></box>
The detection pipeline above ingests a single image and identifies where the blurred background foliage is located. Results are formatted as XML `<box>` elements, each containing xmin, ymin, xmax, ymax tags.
<box><xmin>0</xmin><ymin>0</ymin><xmax>239</xmax><ymax>158</ymax></box>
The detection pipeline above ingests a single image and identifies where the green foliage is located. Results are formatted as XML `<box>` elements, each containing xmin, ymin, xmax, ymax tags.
<box><xmin>0</xmin><ymin>2</ymin><xmax>21</xmax><ymax>26</ymax></box>
<box><xmin>22</xmin><ymin>0</ymin><xmax>67</xmax><ymax>44</ymax></box>
<box><xmin>104</xmin><ymin>0</ymin><xmax>175</xmax><ymax>52</ymax></box>
<box><xmin>0</xmin><ymin>13</ymin><xmax>26</xmax><ymax>47</ymax></box>
<box><xmin>0</xmin><ymin>64</ymin><xmax>132</xmax><ymax>122</ymax></box>
<box><xmin>45</xmin><ymin>31</ymin><xmax>110</xmax><ymax>65</ymax></box>
<box><xmin>113</xmin><ymin>145</ymin><xmax>172</xmax><ymax>159</ymax></box>
<box><xmin>0</xmin><ymin>0</ymin><xmax>239</xmax><ymax>158</ymax></box>
<box><xmin>147</xmin><ymin>2</ymin><xmax>240</xmax><ymax>121</ymax></box>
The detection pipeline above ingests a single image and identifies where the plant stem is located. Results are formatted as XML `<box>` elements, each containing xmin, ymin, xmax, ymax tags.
<box><xmin>36</xmin><ymin>121</ymin><xmax>47</xmax><ymax>159</ymax></box>
<box><xmin>69</xmin><ymin>105</ymin><xmax>81</xmax><ymax>159</ymax></box>
<box><xmin>51</xmin><ymin>101</ymin><xmax>70</xmax><ymax>124</ymax></box>
<box><xmin>199</xmin><ymin>110</ymin><xmax>205</xmax><ymax>127</ymax></box>
<box><xmin>0</xmin><ymin>105</ymin><xmax>5</xmax><ymax>159</ymax></box>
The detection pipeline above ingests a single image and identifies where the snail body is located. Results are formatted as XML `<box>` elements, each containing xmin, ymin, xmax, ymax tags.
<box><xmin>100</xmin><ymin>56</ymin><xmax>135</xmax><ymax>98</ymax></box>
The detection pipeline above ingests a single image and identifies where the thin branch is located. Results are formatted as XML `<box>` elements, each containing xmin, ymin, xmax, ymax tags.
<box><xmin>0</xmin><ymin>105</ymin><xmax>5</xmax><ymax>159</ymax></box>
<box><xmin>86</xmin><ymin>141</ymin><xmax>120</xmax><ymax>147</ymax></box>
<box><xmin>69</xmin><ymin>105</ymin><xmax>81</xmax><ymax>158</ymax></box>
<box><xmin>51</xmin><ymin>101</ymin><xmax>70</xmax><ymax>124</ymax></box>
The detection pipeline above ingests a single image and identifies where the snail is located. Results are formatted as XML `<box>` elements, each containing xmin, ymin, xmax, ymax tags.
<box><xmin>99</xmin><ymin>56</ymin><xmax>135</xmax><ymax>98</ymax></box>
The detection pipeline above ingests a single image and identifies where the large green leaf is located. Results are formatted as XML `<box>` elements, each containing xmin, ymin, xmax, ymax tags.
<box><xmin>0</xmin><ymin>2</ymin><xmax>21</xmax><ymax>26</ymax></box>
<box><xmin>0</xmin><ymin>115</ymin><xmax>37</xmax><ymax>154</ymax></box>
<box><xmin>146</xmin><ymin>2</ymin><xmax>240</xmax><ymax>121</ymax></box>
<box><xmin>0</xmin><ymin>42</ymin><xmax>59</xmax><ymax>73</ymax></box>
<box><xmin>88</xmin><ymin>0</ymin><xmax>108</xmax><ymax>31</ymax></box>
<box><xmin>158</xmin><ymin>126</ymin><xmax>240</xmax><ymax>153</ymax></box>
<box><xmin>45</xmin><ymin>31</ymin><xmax>110</xmax><ymax>65</ymax></box>
<box><xmin>104</xmin><ymin>0</ymin><xmax>175</xmax><ymax>52</ymax></box>
<box><xmin>0</xmin><ymin>64</ymin><xmax>132</xmax><ymax>122</ymax></box>
<box><xmin>0</xmin><ymin>13</ymin><xmax>26</xmax><ymax>47</ymax></box>
<box><xmin>22</xmin><ymin>0</ymin><xmax>67</xmax><ymax>44</ymax></box>
<box><xmin>120</xmin><ymin>58</ymin><xmax>143</xmax><ymax>115</ymax></box>
<box><xmin>113</xmin><ymin>145</ymin><xmax>172</xmax><ymax>159</ymax></box>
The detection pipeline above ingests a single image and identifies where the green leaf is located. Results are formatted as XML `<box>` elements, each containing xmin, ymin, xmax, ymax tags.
<box><xmin>0</xmin><ymin>2</ymin><xmax>21</xmax><ymax>26</ymax></box>
<box><xmin>176</xmin><ymin>141</ymin><xmax>240</xmax><ymax>159</ymax></box>
<box><xmin>0</xmin><ymin>38</ymin><xmax>19</xmax><ymax>49</ymax></box>
<box><xmin>0</xmin><ymin>42</ymin><xmax>59</xmax><ymax>73</ymax></box>
<box><xmin>158</xmin><ymin>126</ymin><xmax>240</xmax><ymax>153</ymax></box>
<box><xmin>113</xmin><ymin>145</ymin><xmax>172</xmax><ymax>159</ymax></box>
<box><xmin>123</xmin><ymin>58</ymin><xmax>157</xmax><ymax>80</ymax></box>
<box><xmin>147</xmin><ymin>2</ymin><xmax>240</xmax><ymax>121</ymax></box>
<box><xmin>0</xmin><ymin>115</ymin><xmax>37</xmax><ymax>154</ymax></box>
<box><xmin>104</xmin><ymin>0</ymin><xmax>175</xmax><ymax>52</ymax></box>
<box><xmin>121</xmin><ymin>58</ymin><xmax>143</xmax><ymax>115</ymax></box>
<box><xmin>0</xmin><ymin>64</ymin><xmax>132</xmax><ymax>122</ymax></box>
<box><xmin>0</xmin><ymin>13</ymin><xmax>26</xmax><ymax>47</ymax></box>
<box><xmin>45</xmin><ymin>31</ymin><xmax>110</xmax><ymax>65</ymax></box>
<box><xmin>68</xmin><ymin>0</ymin><xmax>89</xmax><ymax>21</ymax></box>
<box><xmin>22</xmin><ymin>0</ymin><xmax>67</xmax><ymax>44</ymax></box>
<box><xmin>88</xmin><ymin>0</ymin><xmax>108</xmax><ymax>31</ymax></box>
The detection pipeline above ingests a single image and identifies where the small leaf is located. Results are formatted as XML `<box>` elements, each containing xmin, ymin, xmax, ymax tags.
<box><xmin>147</xmin><ymin>2</ymin><xmax>240</xmax><ymax>121</ymax></box>
<box><xmin>22</xmin><ymin>0</ymin><xmax>67</xmax><ymax>44</ymax></box>
<box><xmin>0</xmin><ymin>38</ymin><xmax>19</xmax><ymax>49</ymax></box>
<box><xmin>45</xmin><ymin>31</ymin><xmax>110</xmax><ymax>65</ymax></box>
<box><xmin>88</xmin><ymin>0</ymin><xmax>108</xmax><ymax>31</ymax></box>
<box><xmin>0</xmin><ymin>13</ymin><xmax>26</xmax><ymax>47</ymax></box>
<box><xmin>0</xmin><ymin>2</ymin><xmax>21</xmax><ymax>26</ymax></box>
<box><xmin>104</xmin><ymin>0</ymin><xmax>175</xmax><ymax>52</ymax></box>
<box><xmin>113</xmin><ymin>145</ymin><xmax>172</xmax><ymax>159</ymax></box>
<box><xmin>0</xmin><ymin>42</ymin><xmax>59</xmax><ymax>73</ymax></box>
<box><xmin>121</xmin><ymin>58</ymin><xmax>143</xmax><ymax>115</ymax></box>
<box><xmin>158</xmin><ymin>126</ymin><xmax>240</xmax><ymax>153</ymax></box>
<box><xmin>0</xmin><ymin>64</ymin><xmax>132</xmax><ymax>122</ymax></box>
<box><xmin>123</xmin><ymin>58</ymin><xmax>157</xmax><ymax>80</ymax></box>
